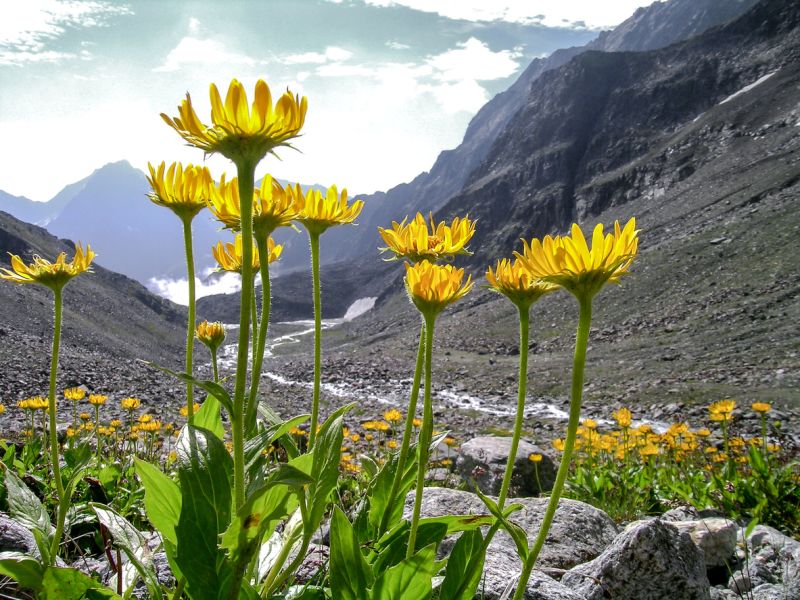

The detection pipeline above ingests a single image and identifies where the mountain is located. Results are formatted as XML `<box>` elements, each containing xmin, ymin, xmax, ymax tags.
<box><xmin>282</xmin><ymin>0</ymin><xmax>759</xmax><ymax>272</ymax></box>
<box><xmin>0</xmin><ymin>209</ymin><xmax>188</xmax><ymax>405</ymax></box>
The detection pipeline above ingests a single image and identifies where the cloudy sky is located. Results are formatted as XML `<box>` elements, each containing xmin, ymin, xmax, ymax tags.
<box><xmin>0</xmin><ymin>0</ymin><xmax>659</xmax><ymax>201</ymax></box>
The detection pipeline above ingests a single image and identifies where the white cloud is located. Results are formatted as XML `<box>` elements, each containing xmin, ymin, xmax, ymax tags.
<box><xmin>153</xmin><ymin>35</ymin><xmax>257</xmax><ymax>72</ymax></box>
<box><xmin>345</xmin><ymin>0</ymin><xmax>658</xmax><ymax>30</ymax></box>
<box><xmin>386</xmin><ymin>40</ymin><xmax>410</xmax><ymax>50</ymax></box>
<box><xmin>282</xmin><ymin>46</ymin><xmax>353</xmax><ymax>65</ymax></box>
<box><xmin>0</xmin><ymin>0</ymin><xmax>131</xmax><ymax>65</ymax></box>
<box><xmin>147</xmin><ymin>269</ymin><xmax>256</xmax><ymax>305</ymax></box>
<box><xmin>427</xmin><ymin>37</ymin><xmax>520</xmax><ymax>82</ymax></box>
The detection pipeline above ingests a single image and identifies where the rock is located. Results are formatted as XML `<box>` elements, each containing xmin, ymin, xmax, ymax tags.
<box><xmin>403</xmin><ymin>487</ymin><xmax>618</xmax><ymax>599</ymax></box>
<box><xmin>709</xmin><ymin>587</ymin><xmax>738</xmax><ymax>600</ymax></box>
<box><xmin>729</xmin><ymin>525</ymin><xmax>800</xmax><ymax>596</ymax></box>
<box><xmin>295</xmin><ymin>544</ymin><xmax>329</xmax><ymax>584</ymax></box>
<box><xmin>0</xmin><ymin>512</ymin><xmax>40</xmax><ymax>558</ymax></box>
<box><xmin>561</xmin><ymin>519</ymin><xmax>711</xmax><ymax>600</ymax></box>
<box><xmin>672</xmin><ymin>518</ymin><xmax>738</xmax><ymax>567</ymax></box>
<box><xmin>750</xmin><ymin>583</ymin><xmax>800</xmax><ymax>600</ymax></box>
<box><xmin>479</xmin><ymin>567</ymin><xmax>584</xmax><ymax>600</ymax></box>
<box><xmin>456</xmin><ymin>437</ymin><xmax>556</xmax><ymax>497</ymax></box>
<box><xmin>662</xmin><ymin>506</ymin><xmax>700</xmax><ymax>522</ymax></box>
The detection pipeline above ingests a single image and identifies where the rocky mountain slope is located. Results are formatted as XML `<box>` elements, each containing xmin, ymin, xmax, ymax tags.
<box><xmin>0</xmin><ymin>210</ymin><xmax>187</xmax><ymax>413</ymax></box>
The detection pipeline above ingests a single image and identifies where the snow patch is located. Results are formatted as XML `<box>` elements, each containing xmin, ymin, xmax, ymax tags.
<box><xmin>719</xmin><ymin>72</ymin><xmax>776</xmax><ymax>106</ymax></box>
<box><xmin>343</xmin><ymin>297</ymin><xmax>377</xmax><ymax>321</ymax></box>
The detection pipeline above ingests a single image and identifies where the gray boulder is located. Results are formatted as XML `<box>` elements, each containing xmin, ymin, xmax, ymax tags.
<box><xmin>404</xmin><ymin>487</ymin><xmax>618</xmax><ymax>599</ymax></box>
<box><xmin>561</xmin><ymin>519</ymin><xmax>711</xmax><ymax>600</ymax></box>
<box><xmin>729</xmin><ymin>525</ymin><xmax>800</xmax><ymax>598</ymax></box>
<box><xmin>0</xmin><ymin>512</ymin><xmax>40</xmax><ymax>558</ymax></box>
<box><xmin>456</xmin><ymin>436</ymin><xmax>556</xmax><ymax>497</ymax></box>
<box><xmin>671</xmin><ymin>518</ymin><xmax>738</xmax><ymax>567</ymax></box>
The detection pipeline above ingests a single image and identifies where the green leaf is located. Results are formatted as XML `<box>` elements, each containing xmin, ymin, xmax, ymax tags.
<box><xmin>438</xmin><ymin>529</ymin><xmax>485</xmax><ymax>600</ymax></box>
<box><xmin>194</xmin><ymin>394</ymin><xmax>225</xmax><ymax>440</ymax></box>
<box><xmin>369</xmin><ymin>543</ymin><xmax>437</xmax><ymax>600</ymax></box>
<box><xmin>330</xmin><ymin>506</ymin><xmax>373</xmax><ymax>600</ymax></box>
<box><xmin>98</xmin><ymin>464</ymin><xmax>122</xmax><ymax>492</ymax></box>
<box><xmin>135</xmin><ymin>458</ymin><xmax>182</xmax><ymax>547</ymax></box>
<box><xmin>91</xmin><ymin>504</ymin><xmax>163</xmax><ymax>600</ymax></box>
<box><xmin>371</xmin><ymin>522</ymin><xmax>447</xmax><ymax>575</ymax></box>
<box><xmin>41</xmin><ymin>566</ymin><xmax>121</xmax><ymax>599</ymax></box>
<box><xmin>244</xmin><ymin>414</ymin><xmax>310</xmax><ymax>472</ymax></box>
<box><xmin>0</xmin><ymin>551</ymin><xmax>44</xmax><ymax>592</ymax></box>
<box><xmin>366</xmin><ymin>447</ymin><xmax>418</xmax><ymax>540</ymax></box>
<box><xmin>64</xmin><ymin>443</ymin><xmax>92</xmax><ymax>469</ymax></box>
<box><xmin>174</xmin><ymin>425</ymin><xmax>234</xmax><ymax>600</ymax></box>
<box><xmin>1</xmin><ymin>465</ymin><xmax>52</xmax><ymax>540</ymax></box>
<box><xmin>146</xmin><ymin>362</ymin><xmax>234</xmax><ymax>415</ymax></box>
<box><xmin>475</xmin><ymin>489</ymin><xmax>528</xmax><ymax>561</ymax></box>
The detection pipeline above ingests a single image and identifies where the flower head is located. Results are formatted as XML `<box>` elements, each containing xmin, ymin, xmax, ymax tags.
<box><xmin>161</xmin><ymin>79</ymin><xmax>308</xmax><ymax>163</ymax></box>
<box><xmin>196</xmin><ymin>321</ymin><xmax>226</xmax><ymax>351</ymax></box>
<box><xmin>379</xmin><ymin>213</ymin><xmax>476</xmax><ymax>263</ymax></box>
<box><xmin>486</xmin><ymin>257</ymin><xmax>556</xmax><ymax>308</ymax></box>
<box><xmin>88</xmin><ymin>394</ymin><xmax>107</xmax><ymax>406</ymax></box>
<box><xmin>64</xmin><ymin>387</ymin><xmax>86</xmax><ymax>401</ymax></box>
<box><xmin>209</xmin><ymin>174</ymin><xmax>302</xmax><ymax>236</ymax></box>
<box><xmin>1</xmin><ymin>243</ymin><xmax>95</xmax><ymax>291</ymax></box>
<box><xmin>146</xmin><ymin>161</ymin><xmax>215</xmax><ymax>221</ymax></box>
<box><xmin>18</xmin><ymin>396</ymin><xmax>48</xmax><ymax>411</ymax></box>
<box><xmin>383</xmin><ymin>408</ymin><xmax>402</xmax><ymax>423</ymax></box>
<box><xmin>180</xmin><ymin>403</ymin><xmax>201</xmax><ymax>418</ymax></box>
<box><xmin>751</xmin><ymin>402</ymin><xmax>771</xmax><ymax>414</ymax></box>
<box><xmin>213</xmin><ymin>234</ymin><xmax>283</xmax><ymax>273</ymax></box>
<box><xmin>516</xmin><ymin>218</ymin><xmax>639</xmax><ymax>299</ymax></box>
<box><xmin>404</xmin><ymin>260</ymin><xmax>473</xmax><ymax>317</ymax></box>
<box><xmin>294</xmin><ymin>184</ymin><xmax>364</xmax><ymax>236</ymax></box>
<box><xmin>121</xmin><ymin>397</ymin><xmax>141</xmax><ymax>411</ymax></box>
<box><xmin>612</xmin><ymin>407</ymin><xmax>632</xmax><ymax>428</ymax></box>
<box><xmin>709</xmin><ymin>399</ymin><xmax>736</xmax><ymax>422</ymax></box>
<box><xmin>528</xmin><ymin>453</ymin><xmax>543</xmax><ymax>463</ymax></box>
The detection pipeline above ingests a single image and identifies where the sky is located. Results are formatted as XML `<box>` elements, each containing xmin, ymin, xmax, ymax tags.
<box><xmin>0</xmin><ymin>0</ymin><xmax>659</xmax><ymax>202</ymax></box>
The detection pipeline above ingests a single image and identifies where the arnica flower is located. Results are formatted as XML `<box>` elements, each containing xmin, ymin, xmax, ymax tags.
<box><xmin>379</xmin><ymin>212</ymin><xmax>476</xmax><ymax>263</ymax></box>
<box><xmin>613</xmin><ymin>407</ymin><xmax>633</xmax><ymax>428</ymax></box>
<box><xmin>196</xmin><ymin>321</ymin><xmax>226</xmax><ymax>352</ymax></box>
<box><xmin>209</xmin><ymin>174</ymin><xmax>302</xmax><ymax>237</ymax></box>
<box><xmin>383</xmin><ymin>408</ymin><xmax>402</xmax><ymax>423</ymax></box>
<box><xmin>582</xmin><ymin>419</ymin><xmax>598</xmax><ymax>430</ymax></box>
<box><xmin>403</xmin><ymin>260</ymin><xmax>473</xmax><ymax>317</ymax></box>
<box><xmin>64</xmin><ymin>387</ymin><xmax>86</xmax><ymax>401</ymax></box>
<box><xmin>486</xmin><ymin>257</ymin><xmax>556</xmax><ymax>308</ymax></box>
<box><xmin>709</xmin><ymin>399</ymin><xmax>736</xmax><ymax>421</ymax></box>
<box><xmin>180</xmin><ymin>403</ymin><xmax>201</xmax><ymax>418</ymax></box>
<box><xmin>121</xmin><ymin>397</ymin><xmax>141</xmax><ymax>411</ymax></box>
<box><xmin>0</xmin><ymin>243</ymin><xmax>95</xmax><ymax>291</ymax></box>
<box><xmin>752</xmin><ymin>402</ymin><xmax>771</xmax><ymax>413</ymax></box>
<box><xmin>161</xmin><ymin>78</ymin><xmax>308</xmax><ymax>163</ymax></box>
<box><xmin>88</xmin><ymin>394</ymin><xmax>107</xmax><ymax>406</ymax></box>
<box><xmin>293</xmin><ymin>184</ymin><xmax>364</xmax><ymax>236</ymax></box>
<box><xmin>146</xmin><ymin>162</ymin><xmax>215</xmax><ymax>221</ymax></box>
<box><xmin>529</xmin><ymin>453</ymin><xmax>543</xmax><ymax>463</ymax></box>
<box><xmin>213</xmin><ymin>234</ymin><xmax>282</xmax><ymax>273</ymax></box>
<box><xmin>18</xmin><ymin>397</ymin><xmax>49</xmax><ymax>411</ymax></box>
<box><xmin>516</xmin><ymin>218</ymin><xmax>639</xmax><ymax>299</ymax></box>
<box><xmin>0</xmin><ymin>404</ymin><xmax>4</xmax><ymax>415</ymax></box>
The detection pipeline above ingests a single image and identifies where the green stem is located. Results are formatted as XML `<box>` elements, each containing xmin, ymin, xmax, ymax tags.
<box><xmin>181</xmin><ymin>217</ymin><xmax>196</xmax><ymax>425</ymax></box>
<box><xmin>498</xmin><ymin>304</ymin><xmax>530</xmax><ymax>509</ymax></box>
<box><xmin>263</xmin><ymin>496</ymin><xmax>308</xmax><ymax>594</ymax></box>
<box><xmin>232</xmin><ymin>158</ymin><xmax>256</xmax><ymax>510</ymax></box>
<box><xmin>407</xmin><ymin>313</ymin><xmax>435</xmax><ymax>559</ymax></box>
<box><xmin>211</xmin><ymin>351</ymin><xmax>219</xmax><ymax>384</ymax></box>
<box><xmin>308</xmin><ymin>232</ymin><xmax>322</xmax><ymax>449</ymax></box>
<box><xmin>47</xmin><ymin>287</ymin><xmax>66</xmax><ymax>564</ymax></box>
<box><xmin>512</xmin><ymin>295</ymin><xmax>592</xmax><ymax>600</ymax></box>
<box><xmin>245</xmin><ymin>236</ymin><xmax>272</xmax><ymax>434</ymax></box>
<box><xmin>172</xmin><ymin>577</ymin><xmax>186</xmax><ymax>600</ymax></box>
<box><xmin>250</xmin><ymin>279</ymin><xmax>259</xmax><ymax>376</ymax></box>
<box><xmin>379</xmin><ymin>323</ymin><xmax>426</xmax><ymax>536</ymax></box>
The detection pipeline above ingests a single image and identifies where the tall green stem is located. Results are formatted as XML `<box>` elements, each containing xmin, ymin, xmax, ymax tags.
<box><xmin>232</xmin><ymin>157</ymin><xmax>256</xmax><ymax>510</ymax></box>
<box><xmin>512</xmin><ymin>296</ymin><xmax>592</xmax><ymax>600</ymax></box>
<box><xmin>379</xmin><ymin>323</ymin><xmax>425</xmax><ymax>536</ymax></box>
<box><xmin>407</xmin><ymin>313</ymin><xmax>435</xmax><ymax>559</ymax></box>
<box><xmin>308</xmin><ymin>232</ymin><xmax>322</xmax><ymax>449</ymax></box>
<box><xmin>250</xmin><ymin>280</ymin><xmax>259</xmax><ymax>372</ymax></box>
<box><xmin>47</xmin><ymin>287</ymin><xmax>66</xmax><ymax>563</ymax></box>
<box><xmin>498</xmin><ymin>305</ymin><xmax>530</xmax><ymax>508</ymax></box>
<box><xmin>245</xmin><ymin>235</ymin><xmax>272</xmax><ymax>434</ymax></box>
<box><xmin>211</xmin><ymin>352</ymin><xmax>219</xmax><ymax>384</ymax></box>
<box><xmin>181</xmin><ymin>217</ymin><xmax>196</xmax><ymax>424</ymax></box>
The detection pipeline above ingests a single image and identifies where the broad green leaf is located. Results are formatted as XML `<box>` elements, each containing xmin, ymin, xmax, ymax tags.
<box><xmin>244</xmin><ymin>414</ymin><xmax>310</xmax><ymax>472</ymax></box>
<box><xmin>276</xmin><ymin>585</ymin><xmax>328</xmax><ymax>600</ymax></box>
<box><xmin>146</xmin><ymin>362</ymin><xmax>234</xmax><ymax>415</ymax></box>
<box><xmin>371</xmin><ymin>522</ymin><xmax>447</xmax><ymax>575</ymax></box>
<box><xmin>330</xmin><ymin>507</ymin><xmax>372</xmax><ymax>600</ymax></box>
<box><xmin>1</xmin><ymin>465</ymin><xmax>52</xmax><ymax>540</ymax></box>
<box><xmin>439</xmin><ymin>529</ymin><xmax>485</xmax><ymax>600</ymax></box>
<box><xmin>41</xmin><ymin>566</ymin><xmax>121</xmax><ymax>599</ymax></box>
<box><xmin>0</xmin><ymin>551</ymin><xmax>44</xmax><ymax>592</ymax></box>
<box><xmin>91</xmin><ymin>504</ymin><xmax>163</xmax><ymax>600</ymax></box>
<box><xmin>174</xmin><ymin>426</ymin><xmax>234</xmax><ymax>600</ymax></box>
<box><xmin>135</xmin><ymin>458</ymin><xmax>182</xmax><ymax>547</ymax></box>
<box><xmin>64</xmin><ymin>443</ymin><xmax>92</xmax><ymax>469</ymax></box>
<box><xmin>366</xmin><ymin>447</ymin><xmax>418</xmax><ymax>540</ymax></box>
<box><xmin>369</xmin><ymin>543</ymin><xmax>437</xmax><ymax>600</ymax></box>
<box><xmin>98</xmin><ymin>464</ymin><xmax>122</xmax><ymax>491</ymax></box>
<box><xmin>194</xmin><ymin>394</ymin><xmax>225</xmax><ymax>440</ymax></box>
<box><xmin>475</xmin><ymin>489</ymin><xmax>527</xmax><ymax>561</ymax></box>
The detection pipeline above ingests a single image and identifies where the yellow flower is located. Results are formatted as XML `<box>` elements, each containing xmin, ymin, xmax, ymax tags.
<box><xmin>383</xmin><ymin>408</ymin><xmax>403</xmax><ymax>423</ymax></box>
<box><xmin>66</xmin><ymin>427</ymin><xmax>76</xmax><ymax>438</ymax></box>
<box><xmin>528</xmin><ymin>453</ymin><xmax>543</xmax><ymax>463</ymax></box>
<box><xmin>709</xmin><ymin>399</ymin><xmax>736</xmax><ymax>422</ymax></box>
<box><xmin>387</xmin><ymin>440</ymin><xmax>398</xmax><ymax>449</ymax></box>
<box><xmin>364</xmin><ymin>433</ymin><xmax>374</xmax><ymax>442</ymax></box>
<box><xmin>196</xmin><ymin>321</ymin><xmax>226</xmax><ymax>351</ymax></box>
<box><xmin>1</xmin><ymin>243</ymin><xmax>95</xmax><ymax>291</ymax></box>
<box><xmin>404</xmin><ymin>260</ymin><xmax>473</xmax><ymax>316</ymax></box>
<box><xmin>213</xmin><ymin>234</ymin><xmax>283</xmax><ymax>273</ymax></box>
<box><xmin>138</xmin><ymin>414</ymin><xmax>153</xmax><ymax>424</ymax></box>
<box><xmin>289</xmin><ymin>427</ymin><xmax>306</xmax><ymax>437</ymax></box>
<box><xmin>516</xmin><ymin>218</ymin><xmax>638</xmax><ymax>299</ymax></box>
<box><xmin>486</xmin><ymin>257</ymin><xmax>556</xmax><ymax>308</ymax></box>
<box><xmin>209</xmin><ymin>174</ymin><xmax>302</xmax><ymax>236</ymax></box>
<box><xmin>161</xmin><ymin>78</ymin><xmax>307</xmax><ymax>163</ymax></box>
<box><xmin>444</xmin><ymin>436</ymin><xmax>457</xmax><ymax>447</ymax></box>
<box><xmin>767</xmin><ymin>444</ymin><xmax>781</xmax><ymax>453</ymax></box>
<box><xmin>553</xmin><ymin>438</ymin><xmax>566</xmax><ymax>452</ymax></box>
<box><xmin>294</xmin><ymin>184</ymin><xmax>364</xmax><ymax>235</ymax></box>
<box><xmin>64</xmin><ymin>387</ymin><xmax>86</xmax><ymax>401</ymax></box>
<box><xmin>612</xmin><ymin>408</ymin><xmax>632</xmax><ymax>428</ymax></box>
<box><xmin>639</xmin><ymin>444</ymin><xmax>659</xmax><ymax>457</ymax></box>
<box><xmin>110</xmin><ymin>419</ymin><xmax>123</xmax><ymax>428</ymax></box>
<box><xmin>79</xmin><ymin>412</ymin><xmax>91</xmax><ymax>421</ymax></box>
<box><xmin>752</xmin><ymin>402</ymin><xmax>771</xmax><ymax>413</ymax></box>
<box><xmin>582</xmin><ymin>419</ymin><xmax>598</xmax><ymax>430</ymax></box>
<box><xmin>375</xmin><ymin>421</ymin><xmax>391</xmax><ymax>432</ymax></box>
<box><xmin>180</xmin><ymin>403</ymin><xmax>200</xmax><ymax>418</ymax></box>
<box><xmin>412</xmin><ymin>418</ymin><xmax>422</xmax><ymax>428</ymax></box>
<box><xmin>88</xmin><ymin>394</ymin><xmax>107</xmax><ymax>406</ymax></box>
<box><xmin>349</xmin><ymin>433</ymin><xmax>361</xmax><ymax>443</ymax></box>
<box><xmin>146</xmin><ymin>162</ymin><xmax>214</xmax><ymax>221</ymax></box>
<box><xmin>0</xmin><ymin>404</ymin><xmax>4</xmax><ymax>415</ymax></box>
<box><xmin>379</xmin><ymin>213</ymin><xmax>476</xmax><ymax>263</ymax></box>
<box><xmin>121</xmin><ymin>397</ymin><xmax>141</xmax><ymax>411</ymax></box>
<box><xmin>695</xmin><ymin>428</ymin><xmax>711</xmax><ymax>437</ymax></box>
